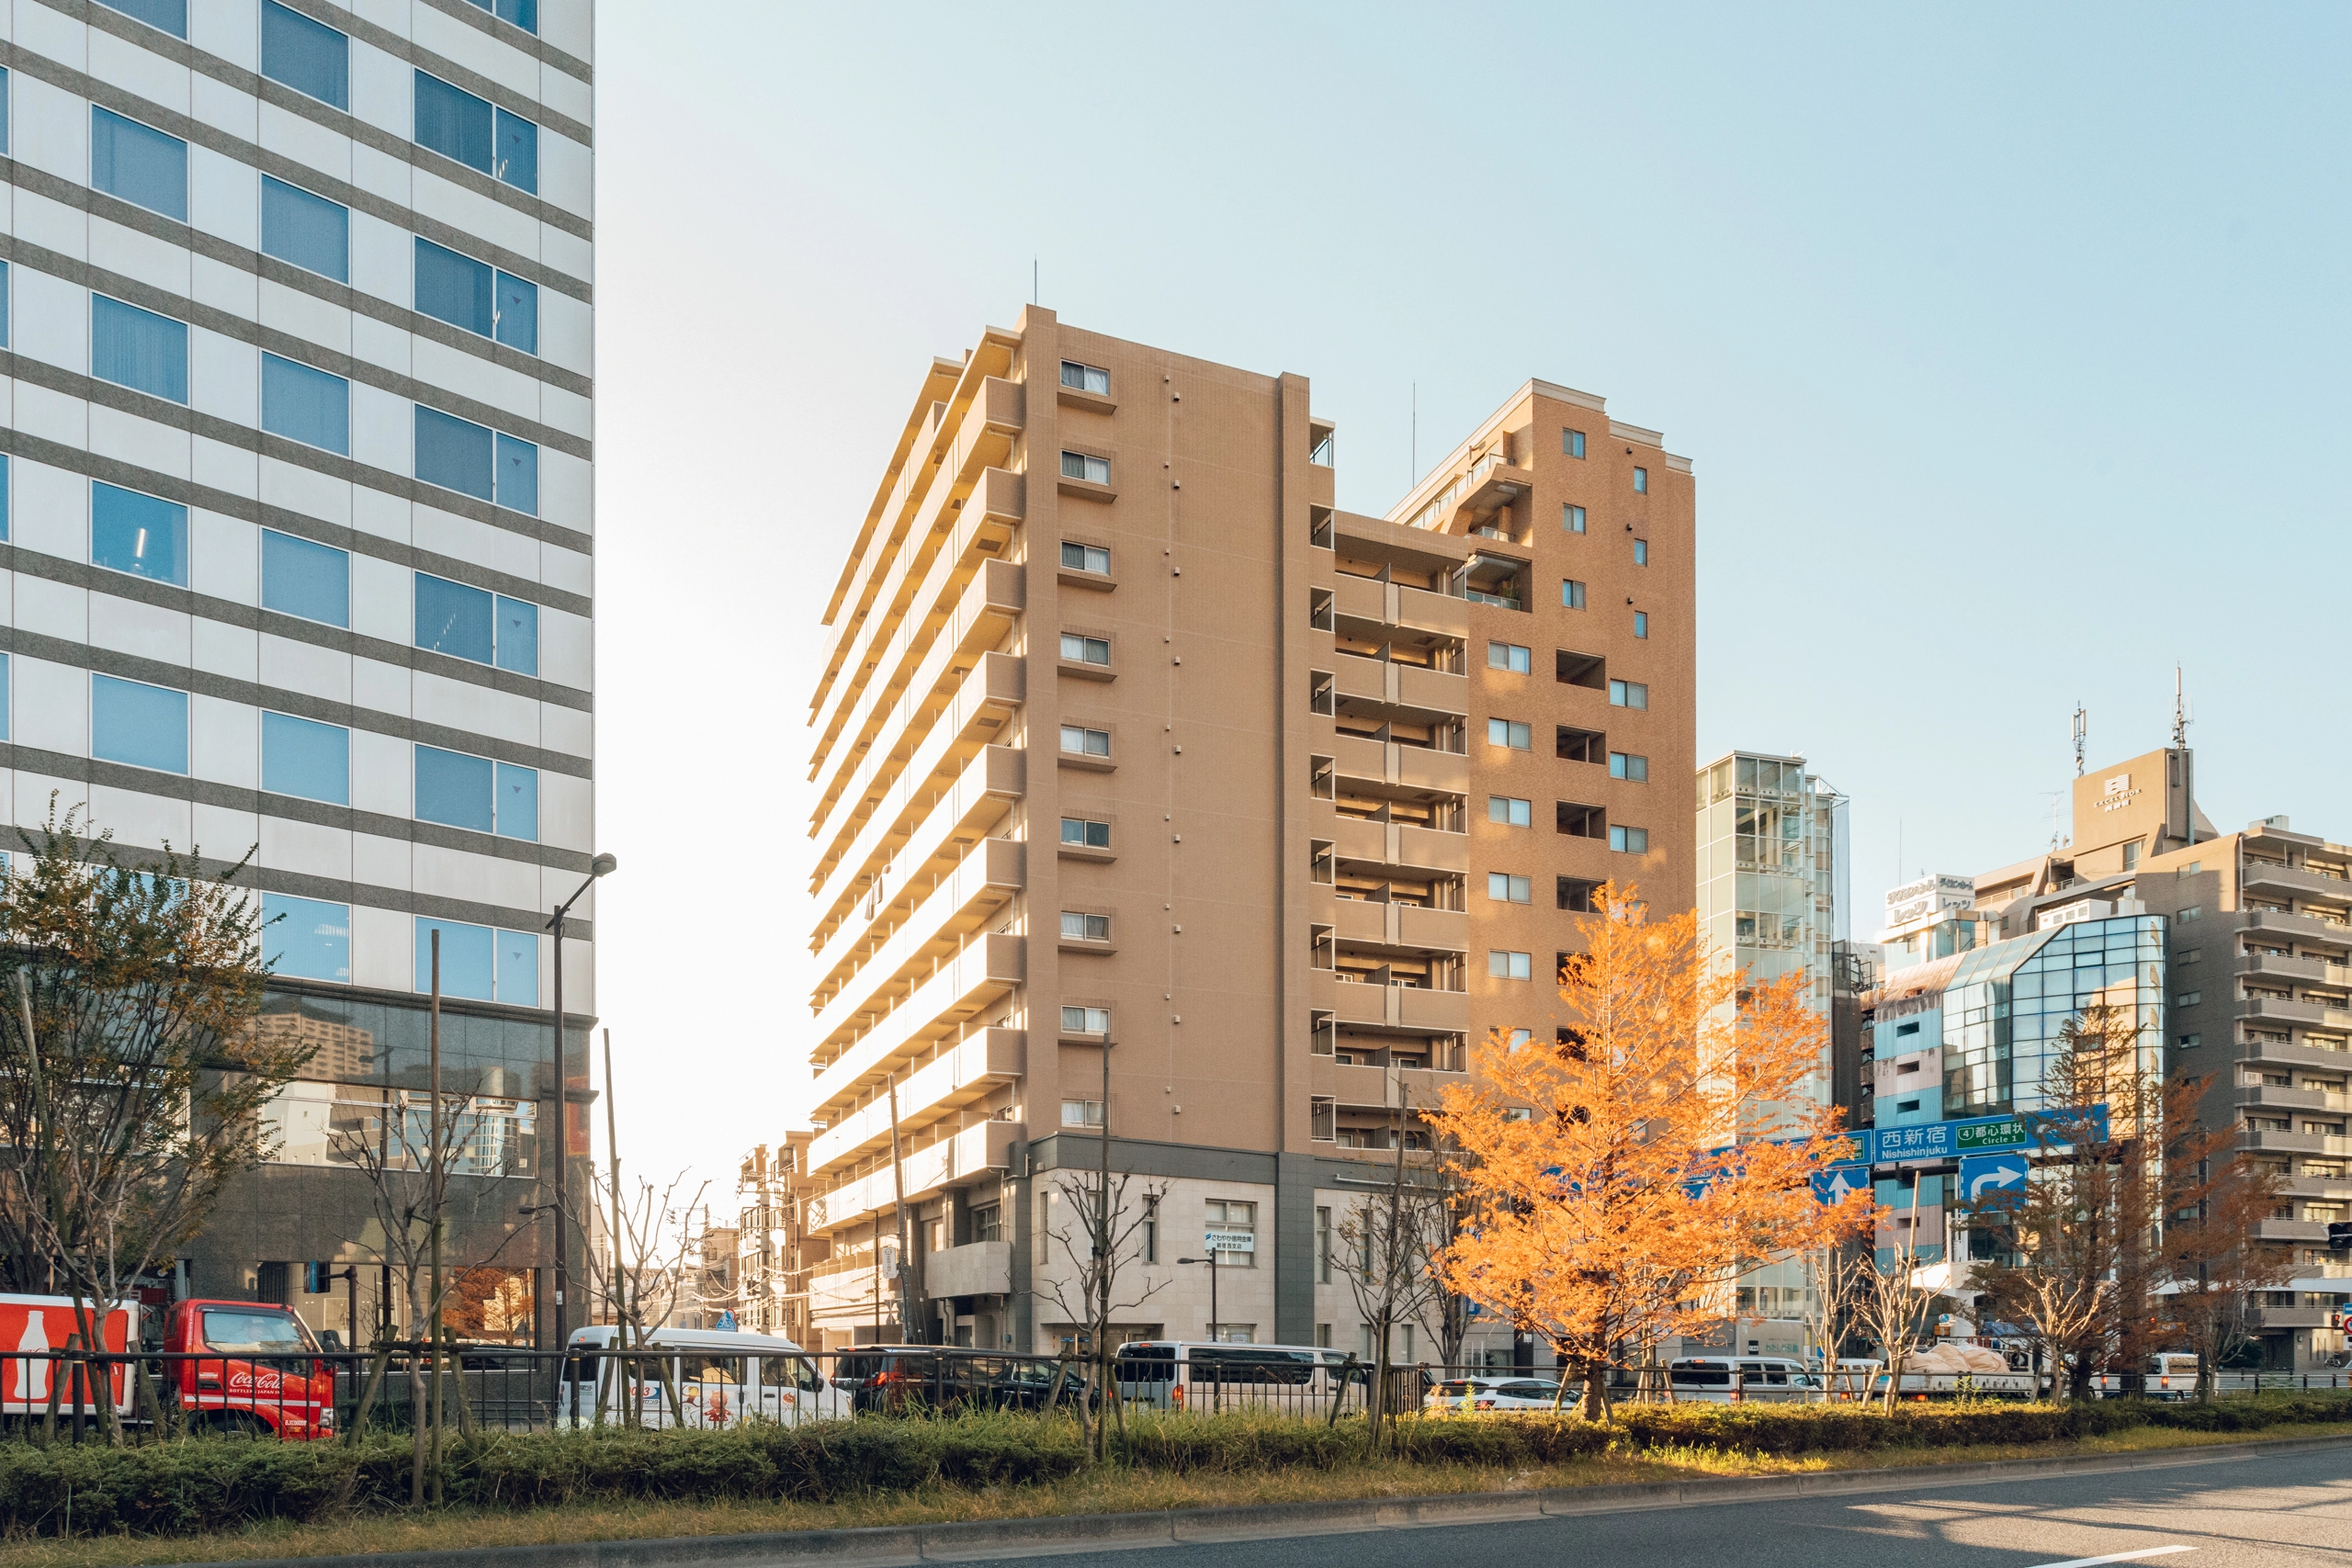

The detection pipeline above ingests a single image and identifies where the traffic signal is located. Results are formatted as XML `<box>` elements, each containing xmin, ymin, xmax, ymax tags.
<box><xmin>2329</xmin><ymin>1221</ymin><xmax>2352</xmax><ymax>1254</ymax></box>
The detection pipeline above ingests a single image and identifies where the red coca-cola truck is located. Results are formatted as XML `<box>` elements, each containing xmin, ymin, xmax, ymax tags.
<box><xmin>0</xmin><ymin>1292</ymin><xmax>334</xmax><ymax>1438</ymax></box>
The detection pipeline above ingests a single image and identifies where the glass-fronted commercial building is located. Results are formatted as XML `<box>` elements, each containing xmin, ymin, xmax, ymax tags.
<box><xmin>1936</xmin><ymin>914</ymin><xmax>2165</xmax><ymax>1118</ymax></box>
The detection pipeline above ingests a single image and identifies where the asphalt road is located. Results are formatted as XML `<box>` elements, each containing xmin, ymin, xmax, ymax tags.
<box><xmin>944</xmin><ymin>1444</ymin><xmax>2352</xmax><ymax>1568</ymax></box>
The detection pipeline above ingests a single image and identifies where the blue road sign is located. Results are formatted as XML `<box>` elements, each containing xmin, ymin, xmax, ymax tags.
<box><xmin>715</xmin><ymin>1310</ymin><xmax>739</xmax><ymax>1332</ymax></box>
<box><xmin>1813</xmin><ymin>1163</ymin><xmax>1870</xmax><ymax>1205</ymax></box>
<box><xmin>1958</xmin><ymin>1151</ymin><xmax>2031</xmax><ymax>1204</ymax></box>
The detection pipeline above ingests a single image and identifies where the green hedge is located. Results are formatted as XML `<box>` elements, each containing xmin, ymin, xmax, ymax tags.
<box><xmin>1</xmin><ymin>1393</ymin><xmax>2346</xmax><ymax>1540</ymax></box>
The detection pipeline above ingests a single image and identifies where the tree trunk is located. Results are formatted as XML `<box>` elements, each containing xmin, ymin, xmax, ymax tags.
<box><xmin>348</xmin><ymin>1344</ymin><xmax>393</xmax><ymax>1445</ymax></box>
<box><xmin>407</xmin><ymin>1352</ymin><xmax>427</xmax><ymax>1506</ymax></box>
<box><xmin>1576</xmin><ymin>1353</ymin><xmax>1610</xmax><ymax>1422</ymax></box>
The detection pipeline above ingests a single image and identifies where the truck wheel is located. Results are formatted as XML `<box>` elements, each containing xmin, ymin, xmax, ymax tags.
<box><xmin>208</xmin><ymin>1412</ymin><xmax>268</xmax><ymax>1439</ymax></box>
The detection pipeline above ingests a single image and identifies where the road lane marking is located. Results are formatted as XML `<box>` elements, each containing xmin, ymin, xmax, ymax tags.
<box><xmin>2025</xmin><ymin>1549</ymin><xmax>2194</xmax><ymax>1568</ymax></box>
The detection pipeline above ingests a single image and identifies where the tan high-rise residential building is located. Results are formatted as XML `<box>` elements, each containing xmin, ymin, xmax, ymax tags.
<box><xmin>800</xmin><ymin>309</ymin><xmax>1694</xmax><ymax>1355</ymax></box>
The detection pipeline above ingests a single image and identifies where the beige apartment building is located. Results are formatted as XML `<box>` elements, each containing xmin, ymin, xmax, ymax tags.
<box><xmin>1965</xmin><ymin>746</ymin><xmax>2352</xmax><ymax>1367</ymax></box>
<box><xmin>798</xmin><ymin>308</ymin><xmax>1693</xmax><ymax>1355</ymax></box>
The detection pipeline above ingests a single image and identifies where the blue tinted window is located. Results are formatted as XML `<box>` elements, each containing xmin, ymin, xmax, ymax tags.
<box><xmin>91</xmin><ymin>675</ymin><xmax>187</xmax><ymax>773</ymax></box>
<box><xmin>0</xmin><ymin>70</ymin><xmax>11</xmax><ymax>158</ymax></box>
<box><xmin>264</xmin><ymin>893</ymin><xmax>350</xmax><ymax>983</ymax></box>
<box><xmin>260</xmin><ymin>354</ymin><xmax>349</xmax><ymax>454</ymax></box>
<box><xmin>414</xmin><ymin>72</ymin><xmax>493</xmax><ymax>174</ymax></box>
<box><xmin>495</xmin><ymin>596</ymin><xmax>537</xmax><ymax>675</ymax></box>
<box><xmin>91</xmin><ymin>482</ymin><xmax>187</xmax><ymax>586</ymax></box>
<box><xmin>414</xmin><ymin>238</ymin><xmax>492</xmax><ymax>336</ymax></box>
<box><xmin>262</xmin><ymin>711</ymin><xmax>349</xmax><ymax>805</ymax></box>
<box><xmin>495</xmin><ymin>434</ymin><xmax>537</xmax><ymax>514</ymax></box>
<box><xmin>494</xmin><ymin>761</ymin><xmax>537</xmax><ymax>841</ymax></box>
<box><xmin>415</xmin><ymin>572</ymin><xmax>493</xmax><ymax>662</ymax></box>
<box><xmin>0</xmin><ymin>454</ymin><xmax>10</xmax><ymax>541</ymax></box>
<box><xmin>415</xmin><ymin>407</ymin><xmax>494</xmax><ymax>502</ymax></box>
<box><xmin>492</xmin><ymin>108</ymin><xmax>537</xmax><ymax>194</ymax></box>
<box><xmin>415</xmin><ymin>917</ymin><xmax>493</xmax><ymax>1000</ymax></box>
<box><xmin>260</xmin><ymin>176</ymin><xmax>348</xmax><ymax>281</ymax></box>
<box><xmin>261</xmin><ymin>529</ymin><xmax>349</xmax><ymax>626</ymax></box>
<box><xmin>494</xmin><ymin>271</ymin><xmax>536</xmax><ymax>353</ymax></box>
<box><xmin>0</xmin><ymin>652</ymin><xmax>11</xmax><ymax>739</ymax></box>
<box><xmin>96</xmin><ymin>0</ymin><xmax>186</xmax><ymax>34</ymax></box>
<box><xmin>0</xmin><ymin>260</ymin><xmax>10</xmax><ymax>347</ymax></box>
<box><xmin>91</xmin><ymin>296</ymin><xmax>187</xmax><ymax>403</ymax></box>
<box><xmin>468</xmin><ymin>0</ymin><xmax>538</xmax><ymax>35</ymax></box>
<box><xmin>89</xmin><ymin>107</ymin><xmax>186</xmax><ymax>221</ymax></box>
<box><xmin>261</xmin><ymin>2</ymin><xmax>348</xmax><ymax>108</ymax></box>
<box><xmin>415</xmin><ymin>744</ymin><xmax>492</xmax><ymax>832</ymax></box>
<box><xmin>495</xmin><ymin>929</ymin><xmax>537</xmax><ymax>1004</ymax></box>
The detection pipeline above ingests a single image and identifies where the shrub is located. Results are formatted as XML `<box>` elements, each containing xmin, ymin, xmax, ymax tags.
<box><xmin>0</xmin><ymin>1393</ymin><xmax>2341</xmax><ymax>1540</ymax></box>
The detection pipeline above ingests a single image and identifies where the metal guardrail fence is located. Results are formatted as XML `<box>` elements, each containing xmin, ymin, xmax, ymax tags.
<box><xmin>0</xmin><ymin>1347</ymin><xmax>2338</xmax><ymax>1443</ymax></box>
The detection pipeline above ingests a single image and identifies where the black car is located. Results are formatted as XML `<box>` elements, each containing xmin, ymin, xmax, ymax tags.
<box><xmin>832</xmin><ymin>1348</ymin><xmax>1094</xmax><ymax>1414</ymax></box>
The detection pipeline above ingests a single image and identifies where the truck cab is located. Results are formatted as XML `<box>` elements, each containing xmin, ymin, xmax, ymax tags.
<box><xmin>162</xmin><ymin>1299</ymin><xmax>335</xmax><ymax>1438</ymax></box>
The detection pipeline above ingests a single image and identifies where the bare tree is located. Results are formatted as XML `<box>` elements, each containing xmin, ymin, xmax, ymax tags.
<box><xmin>2158</xmin><ymin>1074</ymin><xmax>2293</xmax><ymax>1401</ymax></box>
<box><xmin>1411</xmin><ymin>1156</ymin><xmax>1478</xmax><ymax>1374</ymax></box>
<box><xmin>1035</xmin><ymin>1167</ymin><xmax>1167</xmax><ymax>1458</ymax></box>
<box><xmin>1340</xmin><ymin>1105</ymin><xmax>1443</xmax><ymax>1447</ymax></box>
<box><xmin>571</xmin><ymin>1164</ymin><xmax>707</xmax><ymax>1427</ymax></box>
<box><xmin>1851</xmin><ymin>1181</ymin><xmax>1943</xmax><ymax>1410</ymax></box>
<box><xmin>1802</xmin><ymin>1241</ymin><xmax>1871</xmax><ymax>1399</ymax></box>
<box><xmin>0</xmin><ymin>807</ymin><xmax>297</xmax><ymax>1445</ymax></box>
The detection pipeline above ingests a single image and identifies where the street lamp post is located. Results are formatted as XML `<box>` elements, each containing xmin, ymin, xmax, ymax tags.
<box><xmin>1175</xmin><ymin>1252</ymin><xmax>1223</xmax><ymax>1412</ymax></box>
<box><xmin>547</xmin><ymin>852</ymin><xmax>616</xmax><ymax>1360</ymax></box>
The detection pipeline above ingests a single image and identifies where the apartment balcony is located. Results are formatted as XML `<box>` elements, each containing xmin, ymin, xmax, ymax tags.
<box><xmin>814</xmin><ymin>441</ymin><xmax>1024</xmax><ymax>754</ymax></box>
<box><xmin>808</xmin><ymin>1265</ymin><xmax>883</xmax><ymax>1319</ymax></box>
<box><xmin>1329</xmin><ymin>897</ymin><xmax>1467</xmax><ymax>954</ymax></box>
<box><xmin>807</xmin><ymin>1120</ymin><xmax>1023</xmax><ymax>1235</ymax></box>
<box><xmin>814</xmin><ymin>575</ymin><xmax>1029</xmax><ymax>861</ymax></box>
<box><xmin>1329</xmin><ymin>575</ymin><xmax>1471</xmax><ymax>642</ymax></box>
<box><xmin>2244</xmin><ymin>908</ymin><xmax>2352</xmax><ymax>953</ymax></box>
<box><xmin>2238</xmin><ymin>1032</ymin><xmax>2352</xmax><ymax>1071</ymax></box>
<box><xmin>2244</xmin><ymin>1306</ymin><xmax>2338</xmax><ymax>1330</ymax></box>
<box><xmin>1329</xmin><ymin>734</ymin><xmax>1469</xmax><ymax>797</ymax></box>
<box><xmin>2238</xmin><ymin>996</ymin><xmax>2352</xmax><ymax>1033</ymax></box>
<box><xmin>810</xmin><ymin>653</ymin><xmax>1026</xmax><ymax>900</ymax></box>
<box><xmin>808</xmin><ymin>1028</ymin><xmax>1024</xmax><ymax>1175</ymax></box>
<box><xmin>809</xmin><ymin>840</ymin><xmax>1024</xmax><ymax>1041</ymax></box>
<box><xmin>809</xmin><ymin>934</ymin><xmax>1025</xmax><ymax>1109</ymax></box>
<box><xmin>811</xmin><ymin>743</ymin><xmax>1023</xmax><ymax>971</ymax></box>
<box><xmin>1329</xmin><ymin>653</ymin><xmax>1468</xmax><ymax>720</ymax></box>
<box><xmin>2238</xmin><ymin>953</ymin><xmax>2352</xmax><ymax>989</ymax></box>
<box><xmin>2233</xmin><ymin>1084</ymin><xmax>2352</xmax><ymax>1119</ymax></box>
<box><xmin>1327</xmin><ymin>977</ymin><xmax>1469</xmax><ymax>1034</ymax></box>
<box><xmin>1330</xmin><ymin>816</ymin><xmax>1469</xmax><ymax>877</ymax></box>
<box><xmin>1322</xmin><ymin>1060</ymin><xmax>1465</xmax><ymax>1111</ymax></box>
<box><xmin>2242</xmin><ymin>859</ymin><xmax>2352</xmax><ymax>908</ymax></box>
<box><xmin>813</xmin><ymin>551</ymin><xmax>1024</xmax><ymax>817</ymax></box>
<box><xmin>2240</xmin><ymin>1127</ymin><xmax>2352</xmax><ymax>1159</ymax></box>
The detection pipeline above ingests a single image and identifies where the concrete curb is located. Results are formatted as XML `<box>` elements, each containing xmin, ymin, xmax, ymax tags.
<box><xmin>167</xmin><ymin>1430</ymin><xmax>2352</xmax><ymax>1568</ymax></box>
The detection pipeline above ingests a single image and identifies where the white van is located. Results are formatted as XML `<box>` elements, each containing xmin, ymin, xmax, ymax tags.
<box><xmin>1114</xmin><ymin>1341</ymin><xmax>1359</xmax><ymax>1413</ymax></box>
<box><xmin>562</xmin><ymin>1325</ymin><xmax>847</xmax><ymax>1427</ymax></box>
<box><xmin>1667</xmin><ymin>1356</ymin><xmax>1823</xmax><ymax>1402</ymax></box>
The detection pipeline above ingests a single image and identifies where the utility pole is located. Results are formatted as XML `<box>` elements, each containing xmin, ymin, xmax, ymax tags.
<box><xmin>887</xmin><ymin>1074</ymin><xmax>915</xmax><ymax>1341</ymax></box>
<box><xmin>1096</xmin><ymin>1037</ymin><xmax>1114</xmax><ymax>1401</ymax></box>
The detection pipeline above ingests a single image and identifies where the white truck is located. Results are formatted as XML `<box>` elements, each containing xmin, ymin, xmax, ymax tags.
<box><xmin>1875</xmin><ymin>1341</ymin><xmax>2041</xmax><ymax>1400</ymax></box>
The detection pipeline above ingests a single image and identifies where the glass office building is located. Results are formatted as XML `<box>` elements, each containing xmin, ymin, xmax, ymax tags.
<box><xmin>1937</xmin><ymin>915</ymin><xmax>2165</xmax><ymax>1118</ymax></box>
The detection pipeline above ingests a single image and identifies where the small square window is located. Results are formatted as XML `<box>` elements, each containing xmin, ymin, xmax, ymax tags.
<box><xmin>1608</xmin><ymin>751</ymin><xmax>1648</xmax><ymax>782</ymax></box>
<box><xmin>1061</xmin><ymin>1005</ymin><xmax>1111</xmax><ymax>1035</ymax></box>
<box><xmin>1608</xmin><ymin>680</ymin><xmax>1648</xmax><ymax>710</ymax></box>
<box><xmin>1059</xmin><ymin>450</ymin><xmax>1111</xmax><ymax>484</ymax></box>
<box><xmin>1486</xmin><ymin>718</ymin><xmax>1532</xmax><ymax>750</ymax></box>
<box><xmin>1061</xmin><ymin>1099</ymin><xmax>1105</xmax><ymax>1127</ymax></box>
<box><xmin>1060</xmin><ymin>817</ymin><xmax>1112</xmax><ymax>849</ymax></box>
<box><xmin>1487</xmin><ymin>873</ymin><xmax>1532</xmax><ymax>904</ymax></box>
<box><xmin>1608</xmin><ymin>825</ymin><xmax>1650</xmax><ymax>854</ymax></box>
<box><xmin>1634</xmin><ymin>467</ymin><xmax>1648</xmax><ymax>493</ymax></box>
<box><xmin>1060</xmin><ymin>541</ymin><xmax>1111</xmax><ymax>574</ymax></box>
<box><xmin>1488</xmin><ymin>950</ymin><xmax>1532</xmax><ymax>981</ymax></box>
<box><xmin>1060</xmin><ymin>910</ymin><xmax>1111</xmax><ymax>942</ymax></box>
<box><xmin>1059</xmin><ymin>725</ymin><xmax>1111</xmax><ymax>757</ymax></box>
<box><xmin>1059</xmin><ymin>361</ymin><xmax>1110</xmax><ymax>395</ymax></box>
<box><xmin>1059</xmin><ymin>632</ymin><xmax>1111</xmax><ymax>666</ymax></box>
<box><xmin>1634</xmin><ymin>538</ymin><xmax>1649</xmax><ymax>566</ymax></box>
<box><xmin>2177</xmin><ymin>1033</ymin><xmax>2201</xmax><ymax>1050</ymax></box>
<box><xmin>1563</xmin><ymin>504</ymin><xmax>1586</xmax><ymax>533</ymax></box>
<box><xmin>2177</xmin><ymin>990</ymin><xmax>2201</xmax><ymax>1008</ymax></box>
<box><xmin>1487</xmin><ymin>795</ymin><xmax>1532</xmax><ymax>827</ymax></box>
<box><xmin>1634</xmin><ymin>611</ymin><xmax>1649</xmax><ymax>639</ymax></box>
<box><xmin>1486</xmin><ymin>641</ymin><xmax>1531</xmax><ymax>673</ymax></box>
<box><xmin>2180</xmin><ymin>906</ymin><xmax>2202</xmax><ymax>922</ymax></box>
<box><xmin>1562</xmin><ymin>579</ymin><xmax>1587</xmax><ymax>610</ymax></box>
<box><xmin>1563</xmin><ymin>429</ymin><xmax>1586</xmax><ymax>458</ymax></box>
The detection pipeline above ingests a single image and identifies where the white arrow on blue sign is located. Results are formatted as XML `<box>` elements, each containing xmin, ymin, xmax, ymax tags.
<box><xmin>1958</xmin><ymin>1151</ymin><xmax>2030</xmax><ymax>1203</ymax></box>
<box><xmin>1812</xmin><ymin>1164</ymin><xmax>1869</xmax><ymax>1205</ymax></box>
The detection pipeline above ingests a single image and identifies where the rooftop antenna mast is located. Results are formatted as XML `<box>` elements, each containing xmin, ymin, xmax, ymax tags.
<box><xmin>2172</xmin><ymin>664</ymin><xmax>2191</xmax><ymax>748</ymax></box>
<box><xmin>2071</xmin><ymin>703</ymin><xmax>2086</xmax><ymax>777</ymax></box>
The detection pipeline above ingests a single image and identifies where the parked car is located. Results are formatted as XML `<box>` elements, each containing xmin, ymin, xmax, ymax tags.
<box><xmin>834</xmin><ymin>1348</ymin><xmax>1095</xmax><ymax>1415</ymax></box>
<box><xmin>1424</xmin><ymin>1376</ymin><xmax>1567</xmax><ymax>1413</ymax></box>
<box><xmin>1668</xmin><ymin>1356</ymin><xmax>1824</xmax><ymax>1402</ymax></box>
<box><xmin>561</xmin><ymin>1325</ymin><xmax>846</xmax><ymax>1427</ymax></box>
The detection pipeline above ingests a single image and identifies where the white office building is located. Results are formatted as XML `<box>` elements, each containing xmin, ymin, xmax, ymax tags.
<box><xmin>0</xmin><ymin>0</ymin><xmax>594</xmax><ymax>1341</ymax></box>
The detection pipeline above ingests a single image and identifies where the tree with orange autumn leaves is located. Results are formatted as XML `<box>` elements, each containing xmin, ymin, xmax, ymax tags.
<box><xmin>1428</xmin><ymin>884</ymin><xmax>1876</xmax><ymax>1420</ymax></box>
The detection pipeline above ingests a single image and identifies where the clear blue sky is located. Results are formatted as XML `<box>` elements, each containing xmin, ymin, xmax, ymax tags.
<box><xmin>592</xmin><ymin>3</ymin><xmax>2352</xmax><ymax>1191</ymax></box>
